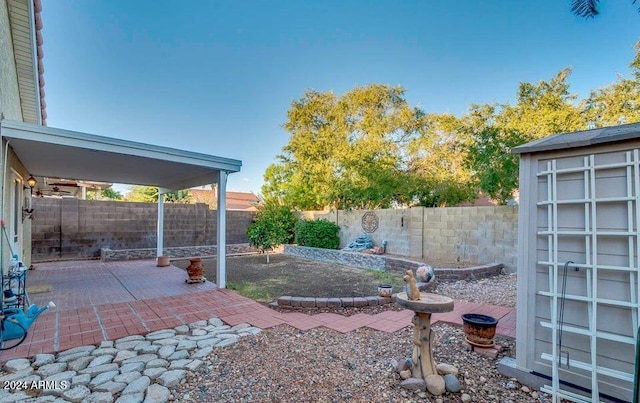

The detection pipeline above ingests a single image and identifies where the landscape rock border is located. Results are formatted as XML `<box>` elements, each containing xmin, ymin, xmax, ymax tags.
<box><xmin>283</xmin><ymin>245</ymin><xmax>504</xmax><ymax>281</ymax></box>
<box><xmin>275</xmin><ymin>295</ymin><xmax>392</xmax><ymax>309</ymax></box>
<box><xmin>0</xmin><ymin>318</ymin><xmax>261</xmax><ymax>403</ymax></box>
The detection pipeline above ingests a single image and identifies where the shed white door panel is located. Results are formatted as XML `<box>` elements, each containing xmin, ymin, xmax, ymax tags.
<box><xmin>535</xmin><ymin>150</ymin><xmax>639</xmax><ymax>402</ymax></box>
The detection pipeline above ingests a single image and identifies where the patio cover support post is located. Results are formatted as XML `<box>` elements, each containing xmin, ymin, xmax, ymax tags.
<box><xmin>217</xmin><ymin>171</ymin><xmax>228</xmax><ymax>288</ymax></box>
<box><xmin>157</xmin><ymin>189</ymin><xmax>166</xmax><ymax>257</ymax></box>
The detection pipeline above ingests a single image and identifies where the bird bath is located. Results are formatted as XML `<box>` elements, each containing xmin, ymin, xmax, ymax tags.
<box><xmin>396</xmin><ymin>291</ymin><xmax>454</xmax><ymax>379</ymax></box>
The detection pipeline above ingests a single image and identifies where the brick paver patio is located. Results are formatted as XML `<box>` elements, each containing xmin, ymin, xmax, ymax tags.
<box><xmin>0</xmin><ymin>259</ymin><xmax>516</xmax><ymax>362</ymax></box>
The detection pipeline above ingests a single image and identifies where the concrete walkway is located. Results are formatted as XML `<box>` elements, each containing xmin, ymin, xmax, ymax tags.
<box><xmin>1</xmin><ymin>260</ymin><xmax>516</xmax><ymax>362</ymax></box>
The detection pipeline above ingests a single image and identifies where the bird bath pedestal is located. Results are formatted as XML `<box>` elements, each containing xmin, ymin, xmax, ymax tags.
<box><xmin>396</xmin><ymin>292</ymin><xmax>454</xmax><ymax>379</ymax></box>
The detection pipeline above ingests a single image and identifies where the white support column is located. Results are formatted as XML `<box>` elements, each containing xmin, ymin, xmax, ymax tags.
<box><xmin>157</xmin><ymin>189</ymin><xmax>165</xmax><ymax>257</ymax></box>
<box><xmin>217</xmin><ymin>171</ymin><xmax>228</xmax><ymax>288</ymax></box>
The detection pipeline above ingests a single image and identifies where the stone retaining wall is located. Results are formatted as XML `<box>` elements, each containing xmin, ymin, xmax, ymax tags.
<box><xmin>283</xmin><ymin>245</ymin><xmax>503</xmax><ymax>282</ymax></box>
<box><xmin>283</xmin><ymin>244</ymin><xmax>386</xmax><ymax>269</ymax></box>
<box><xmin>303</xmin><ymin>206</ymin><xmax>518</xmax><ymax>272</ymax></box>
<box><xmin>384</xmin><ymin>256</ymin><xmax>423</xmax><ymax>273</ymax></box>
<box><xmin>101</xmin><ymin>243</ymin><xmax>256</xmax><ymax>262</ymax></box>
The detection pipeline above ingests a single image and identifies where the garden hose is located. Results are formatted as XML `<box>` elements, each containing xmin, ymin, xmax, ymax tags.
<box><xmin>0</xmin><ymin>317</ymin><xmax>27</xmax><ymax>351</ymax></box>
<box><xmin>633</xmin><ymin>325</ymin><xmax>640</xmax><ymax>403</ymax></box>
<box><xmin>558</xmin><ymin>261</ymin><xmax>573</xmax><ymax>368</ymax></box>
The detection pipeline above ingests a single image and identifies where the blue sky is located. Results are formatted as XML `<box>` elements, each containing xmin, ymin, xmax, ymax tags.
<box><xmin>41</xmin><ymin>1</ymin><xmax>640</xmax><ymax>194</ymax></box>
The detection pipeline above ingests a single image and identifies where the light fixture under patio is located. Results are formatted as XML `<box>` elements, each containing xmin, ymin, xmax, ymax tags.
<box><xmin>22</xmin><ymin>175</ymin><xmax>37</xmax><ymax>221</ymax></box>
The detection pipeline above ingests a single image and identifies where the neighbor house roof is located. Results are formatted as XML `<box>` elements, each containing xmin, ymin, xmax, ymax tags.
<box><xmin>189</xmin><ymin>189</ymin><xmax>259</xmax><ymax>210</ymax></box>
<box><xmin>512</xmin><ymin>122</ymin><xmax>640</xmax><ymax>154</ymax></box>
<box><xmin>227</xmin><ymin>191</ymin><xmax>260</xmax><ymax>210</ymax></box>
<box><xmin>7</xmin><ymin>0</ymin><xmax>46</xmax><ymax>125</ymax></box>
<box><xmin>190</xmin><ymin>188</ymin><xmax>217</xmax><ymax>206</ymax></box>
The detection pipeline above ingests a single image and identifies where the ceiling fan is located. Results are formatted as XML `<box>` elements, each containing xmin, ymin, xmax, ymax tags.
<box><xmin>47</xmin><ymin>182</ymin><xmax>79</xmax><ymax>188</ymax></box>
<box><xmin>51</xmin><ymin>186</ymin><xmax>72</xmax><ymax>194</ymax></box>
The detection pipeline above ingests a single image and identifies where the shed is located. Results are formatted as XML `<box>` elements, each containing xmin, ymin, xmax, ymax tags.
<box><xmin>511</xmin><ymin>122</ymin><xmax>640</xmax><ymax>402</ymax></box>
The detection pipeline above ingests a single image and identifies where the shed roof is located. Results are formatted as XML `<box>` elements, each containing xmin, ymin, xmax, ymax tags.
<box><xmin>512</xmin><ymin>122</ymin><xmax>640</xmax><ymax>155</ymax></box>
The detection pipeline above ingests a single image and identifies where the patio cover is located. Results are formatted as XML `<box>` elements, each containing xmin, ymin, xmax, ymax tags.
<box><xmin>0</xmin><ymin>119</ymin><xmax>242</xmax><ymax>288</ymax></box>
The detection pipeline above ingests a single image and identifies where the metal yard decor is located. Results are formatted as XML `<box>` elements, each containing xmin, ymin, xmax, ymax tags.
<box><xmin>361</xmin><ymin>211</ymin><xmax>379</xmax><ymax>233</ymax></box>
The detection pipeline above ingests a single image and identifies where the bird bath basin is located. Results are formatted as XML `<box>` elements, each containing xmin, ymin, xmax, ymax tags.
<box><xmin>396</xmin><ymin>292</ymin><xmax>455</xmax><ymax>379</ymax></box>
<box><xmin>395</xmin><ymin>292</ymin><xmax>454</xmax><ymax>313</ymax></box>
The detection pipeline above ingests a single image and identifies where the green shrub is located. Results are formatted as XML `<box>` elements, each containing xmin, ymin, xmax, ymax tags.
<box><xmin>295</xmin><ymin>219</ymin><xmax>340</xmax><ymax>249</ymax></box>
<box><xmin>247</xmin><ymin>200</ymin><xmax>296</xmax><ymax>263</ymax></box>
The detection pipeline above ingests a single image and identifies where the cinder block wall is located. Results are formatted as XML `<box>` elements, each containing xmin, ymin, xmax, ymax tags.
<box><xmin>31</xmin><ymin>198</ymin><xmax>255</xmax><ymax>261</ymax></box>
<box><xmin>422</xmin><ymin>206</ymin><xmax>518</xmax><ymax>270</ymax></box>
<box><xmin>36</xmin><ymin>199</ymin><xmax>518</xmax><ymax>269</ymax></box>
<box><xmin>307</xmin><ymin>208</ymin><xmax>412</xmax><ymax>256</ymax></box>
<box><xmin>305</xmin><ymin>206</ymin><xmax>518</xmax><ymax>272</ymax></box>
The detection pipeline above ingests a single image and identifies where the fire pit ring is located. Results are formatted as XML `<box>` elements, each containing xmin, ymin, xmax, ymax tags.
<box><xmin>461</xmin><ymin>313</ymin><xmax>498</xmax><ymax>347</ymax></box>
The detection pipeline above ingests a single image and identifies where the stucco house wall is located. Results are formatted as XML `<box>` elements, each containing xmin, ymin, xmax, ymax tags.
<box><xmin>0</xmin><ymin>0</ymin><xmax>37</xmax><ymax>268</ymax></box>
<box><xmin>0</xmin><ymin>0</ymin><xmax>23</xmax><ymax>121</ymax></box>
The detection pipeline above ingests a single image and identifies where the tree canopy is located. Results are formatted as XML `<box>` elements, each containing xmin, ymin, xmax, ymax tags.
<box><xmin>125</xmin><ymin>186</ymin><xmax>193</xmax><ymax>203</ymax></box>
<box><xmin>264</xmin><ymin>44</ymin><xmax>640</xmax><ymax>208</ymax></box>
<box><xmin>584</xmin><ymin>43</ymin><xmax>640</xmax><ymax>126</ymax></box>
<box><xmin>463</xmin><ymin>68</ymin><xmax>584</xmax><ymax>203</ymax></box>
<box><xmin>246</xmin><ymin>199</ymin><xmax>296</xmax><ymax>263</ymax></box>
<box><xmin>263</xmin><ymin>84</ymin><xmax>472</xmax><ymax>209</ymax></box>
<box><xmin>86</xmin><ymin>188</ymin><xmax>123</xmax><ymax>201</ymax></box>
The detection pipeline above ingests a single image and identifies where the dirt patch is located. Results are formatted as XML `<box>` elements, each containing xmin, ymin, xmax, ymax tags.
<box><xmin>172</xmin><ymin>254</ymin><xmax>406</xmax><ymax>300</ymax></box>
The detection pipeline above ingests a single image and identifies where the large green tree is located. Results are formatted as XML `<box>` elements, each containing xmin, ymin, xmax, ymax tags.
<box><xmin>464</xmin><ymin>125</ymin><xmax>528</xmax><ymax>204</ymax></box>
<box><xmin>406</xmin><ymin>113</ymin><xmax>476</xmax><ymax>207</ymax></box>
<box><xmin>125</xmin><ymin>186</ymin><xmax>193</xmax><ymax>203</ymax></box>
<box><xmin>263</xmin><ymin>84</ymin><xmax>473</xmax><ymax>210</ymax></box>
<box><xmin>496</xmin><ymin>68</ymin><xmax>584</xmax><ymax>139</ymax></box>
<box><xmin>86</xmin><ymin>188</ymin><xmax>123</xmax><ymax>201</ymax></box>
<box><xmin>264</xmin><ymin>46</ymin><xmax>640</xmax><ymax>209</ymax></box>
<box><xmin>126</xmin><ymin>186</ymin><xmax>158</xmax><ymax>202</ymax></box>
<box><xmin>584</xmin><ymin>43</ymin><xmax>640</xmax><ymax>126</ymax></box>
<box><xmin>463</xmin><ymin>69</ymin><xmax>584</xmax><ymax>203</ymax></box>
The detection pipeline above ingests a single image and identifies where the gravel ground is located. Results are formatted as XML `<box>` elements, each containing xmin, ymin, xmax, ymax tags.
<box><xmin>171</xmin><ymin>274</ymin><xmax>552</xmax><ymax>403</ymax></box>
<box><xmin>437</xmin><ymin>273</ymin><xmax>517</xmax><ymax>308</ymax></box>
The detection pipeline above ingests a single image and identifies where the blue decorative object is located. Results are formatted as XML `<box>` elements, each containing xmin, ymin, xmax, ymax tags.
<box><xmin>343</xmin><ymin>233</ymin><xmax>374</xmax><ymax>251</ymax></box>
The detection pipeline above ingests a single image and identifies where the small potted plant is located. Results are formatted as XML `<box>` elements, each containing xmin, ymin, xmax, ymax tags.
<box><xmin>185</xmin><ymin>257</ymin><xmax>206</xmax><ymax>283</ymax></box>
<box><xmin>378</xmin><ymin>284</ymin><xmax>393</xmax><ymax>297</ymax></box>
<box><xmin>461</xmin><ymin>313</ymin><xmax>498</xmax><ymax>346</ymax></box>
